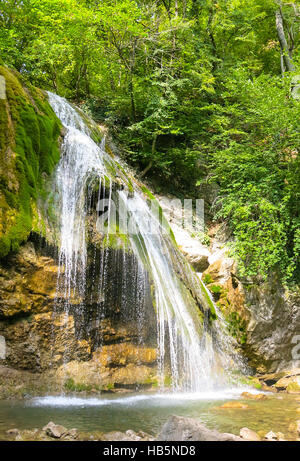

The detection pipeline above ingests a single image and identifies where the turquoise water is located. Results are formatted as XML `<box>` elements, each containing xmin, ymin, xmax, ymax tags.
<box><xmin>0</xmin><ymin>390</ymin><xmax>299</xmax><ymax>439</ymax></box>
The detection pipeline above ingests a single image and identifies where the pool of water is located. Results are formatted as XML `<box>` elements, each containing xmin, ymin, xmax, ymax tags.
<box><xmin>0</xmin><ymin>389</ymin><xmax>299</xmax><ymax>439</ymax></box>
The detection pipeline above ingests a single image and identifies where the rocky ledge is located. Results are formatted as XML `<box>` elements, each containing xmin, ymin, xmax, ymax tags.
<box><xmin>257</xmin><ymin>368</ymin><xmax>300</xmax><ymax>393</ymax></box>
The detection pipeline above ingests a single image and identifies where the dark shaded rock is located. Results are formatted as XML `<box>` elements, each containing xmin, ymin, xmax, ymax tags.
<box><xmin>156</xmin><ymin>415</ymin><xmax>243</xmax><ymax>441</ymax></box>
<box><xmin>258</xmin><ymin>369</ymin><xmax>300</xmax><ymax>393</ymax></box>
<box><xmin>189</xmin><ymin>255</ymin><xmax>210</xmax><ymax>272</ymax></box>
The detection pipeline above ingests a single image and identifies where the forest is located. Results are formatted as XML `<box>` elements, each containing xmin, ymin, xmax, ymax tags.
<box><xmin>1</xmin><ymin>0</ymin><xmax>300</xmax><ymax>283</ymax></box>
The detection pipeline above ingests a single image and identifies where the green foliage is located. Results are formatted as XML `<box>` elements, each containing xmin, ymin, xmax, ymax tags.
<box><xmin>190</xmin><ymin>231</ymin><xmax>211</xmax><ymax>246</ymax></box>
<box><xmin>1</xmin><ymin>0</ymin><xmax>300</xmax><ymax>282</ymax></box>
<box><xmin>209</xmin><ymin>70</ymin><xmax>300</xmax><ymax>282</ymax></box>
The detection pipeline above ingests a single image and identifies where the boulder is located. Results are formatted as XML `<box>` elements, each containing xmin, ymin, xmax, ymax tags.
<box><xmin>275</xmin><ymin>372</ymin><xmax>300</xmax><ymax>392</ymax></box>
<box><xmin>173</xmin><ymin>226</ymin><xmax>210</xmax><ymax>272</ymax></box>
<box><xmin>288</xmin><ymin>420</ymin><xmax>300</xmax><ymax>435</ymax></box>
<box><xmin>156</xmin><ymin>415</ymin><xmax>243</xmax><ymax>441</ymax></box>
<box><xmin>259</xmin><ymin>371</ymin><xmax>286</xmax><ymax>387</ymax></box>
<box><xmin>102</xmin><ymin>430</ymin><xmax>153</xmax><ymax>441</ymax></box>
<box><xmin>240</xmin><ymin>392</ymin><xmax>268</xmax><ymax>400</ymax></box>
<box><xmin>220</xmin><ymin>401</ymin><xmax>249</xmax><ymax>409</ymax></box>
<box><xmin>242</xmin><ymin>282</ymin><xmax>300</xmax><ymax>373</ymax></box>
<box><xmin>64</xmin><ymin>428</ymin><xmax>78</xmax><ymax>440</ymax></box>
<box><xmin>240</xmin><ymin>427</ymin><xmax>261</xmax><ymax>441</ymax></box>
<box><xmin>264</xmin><ymin>431</ymin><xmax>285</xmax><ymax>441</ymax></box>
<box><xmin>13</xmin><ymin>429</ymin><xmax>40</xmax><ymax>441</ymax></box>
<box><xmin>6</xmin><ymin>428</ymin><xmax>20</xmax><ymax>436</ymax></box>
<box><xmin>42</xmin><ymin>421</ymin><xmax>68</xmax><ymax>439</ymax></box>
<box><xmin>203</xmin><ymin>244</ymin><xmax>300</xmax><ymax>374</ymax></box>
<box><xmin>187</xmin><ymin>254</ymin><xmax>210</xmax><ymax>272</ymax></box>
<box><xmin>264</xmin><ymin>431</ymin><xmax>277</xmax><ymax>441</ymax></box>
<box><xmin>157</xmin><ymin>196</ymin><xmax>211</xmax><ymax>272</ymax></box>
<box><xmin>261</xmin><ymin>385</ymin><xmax>277</xmax><ymax>393</ymax></box>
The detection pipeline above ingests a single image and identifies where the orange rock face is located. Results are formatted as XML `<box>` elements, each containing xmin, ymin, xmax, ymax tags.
<box><xmin>0</xmin><ymin>242</ymin><xmax>159</xmax><ymax>392</ymax></box>
<box><xmin>219</xmin><ymin>401</ymin><xmax>249</xmax><ymax>410</ymax></box>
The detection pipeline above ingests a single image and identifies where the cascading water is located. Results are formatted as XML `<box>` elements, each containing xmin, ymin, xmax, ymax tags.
<box><xmin>47</xmin><ymin>92</ymin><xmax>246</xmax><ymax>392</ymax></box>
<box><xmin>119</xmin><ymin>192</ymin><xmax>216</xmax><ymax>390</ymax></box>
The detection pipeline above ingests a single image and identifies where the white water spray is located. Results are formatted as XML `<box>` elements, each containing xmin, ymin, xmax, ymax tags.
<box><xmin>48</xmin><ymin>92</ymin><xmax>246</xmax><ymax>392</ymax></box>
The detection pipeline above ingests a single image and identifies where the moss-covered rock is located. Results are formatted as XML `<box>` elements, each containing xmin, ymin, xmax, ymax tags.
<box><xmin>203</xmin><ymin>258</ymin><xmax>248</xmax><ymax>344</ymax></box>
<box><xmin>0</xmin><ymin>66</ymin><xmax>61</xmax><ymax>258</ymax></box>
<box><xmin>55</xmin><ymin>343</ymin><xmax>158</xmax><ymax>391</ymax></box>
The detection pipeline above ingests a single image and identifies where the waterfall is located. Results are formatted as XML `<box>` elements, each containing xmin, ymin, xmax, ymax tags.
<box><xmin>47</xmin><ymin>92</ymin><xmax>245</xmax><ymax>392</ymax></box>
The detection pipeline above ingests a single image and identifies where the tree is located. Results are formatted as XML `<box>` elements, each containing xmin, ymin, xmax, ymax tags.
<box><xmin>1</xmin><ymin>0</ymin><xmax>299</xmax><ymax>282</ymax></box>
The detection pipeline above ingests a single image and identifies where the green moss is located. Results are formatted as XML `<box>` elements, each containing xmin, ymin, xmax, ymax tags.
<box><xmin>139</xmin><ymin>185</ymin><xmax>177</xmax><ymax>245</ymax></box>
<box><xmin>101</xmin><ymin>221</ymin><xmax>130</xmax><ymax>250</ymax></box>
<box><xmin>64</xmin><ymin>378</ymin><xmax>94</xmax><ymax>392</ymax></box>
<box><xmin>64</xmin><ymin>378</ymin><xmax>117</xmax><ymax>393</ymax></box>
<box><xmin>142</xmin><ymin>376</ymin><xmax>158</xmax><ymax>387</ymax></box>
<box><xmin>225</xmin><ymin>311</ymin><xmax>247</xmax><ymax>344</ymax></box>
<box><xmin>113</xmin><ymin>159</ymin><xmax>134</xmax><ymax>194</ymax></box>
<box><xmin>200</xmin><ymin>280</ymin><xmax>217</xmax><ymax>320</ymax></box>
<box><xmin>209</xmin><ymin>284</ymin><xmax>222</xmax><ymax>295</ymax></box>
<box><xmin>286</xmin><ymin>382</ymin><xmax>300</xmax><ymax>393</ymax></box>
<box><xmin>103</xmin><ymin>383</ymin><xmax>115</xmax><ymax>391</ymax></box>
<box><xmin>164</xmin><ymin>374</ymin><xmax>173</xmax><ymax>387</ymax></box>
<box><xmin>202</xmin><ymin>273</ymin><xmax>213</xmax><ymax>285</ymax></box>
<box><xmin>0</xmin><ymin>66</ymin><xmax>61</xmax><ymax>258</ymax></box>
<box><xmin>238</xmin><ymin>376</ymin><xmax>262</xmax><ymax>389</ymax></box>
<box><xmin>141</xmin><ymin>184</ymin><xmax>156</xmax><ymax>200</ymax></box>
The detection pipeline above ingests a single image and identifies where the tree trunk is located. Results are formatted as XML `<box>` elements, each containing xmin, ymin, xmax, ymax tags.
<box><xmin>140</xmin><ymin>133</ymin><xmax>157</xmax><ymax>178</ymax></box>
<box><xmin>275</xmin><ymin>8</ymin><xmax>295</xmax><ymax>72</ymax></box>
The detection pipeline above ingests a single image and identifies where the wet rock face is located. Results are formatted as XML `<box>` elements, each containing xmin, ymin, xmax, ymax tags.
<box><xmin>203</xmin><ymin>257</ymin><xmax>300</xmax><ymax>373</ymax></box>
<box><xmin>243</xmin><ymin>282</ymin><xmax>300</xmax><ymax>373</ymax></box>
<box><xmin>0</xmin><ymin>242</ymin><xmax>58</xmax><ymax>320</ymax></box>
<box><xmin>55</xmin><ymin>344</ymin><xmax>158</xmax><ymax>390</ymax></box>
<box><xmin>202</xmin><ymin>258</ymin><xmax>248</xmax><ymax>348</ymax></box>
<box><xmin>0</xmin><ymin>241</ymin><xmax>158</xmax><ymax>390</ymax></box>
